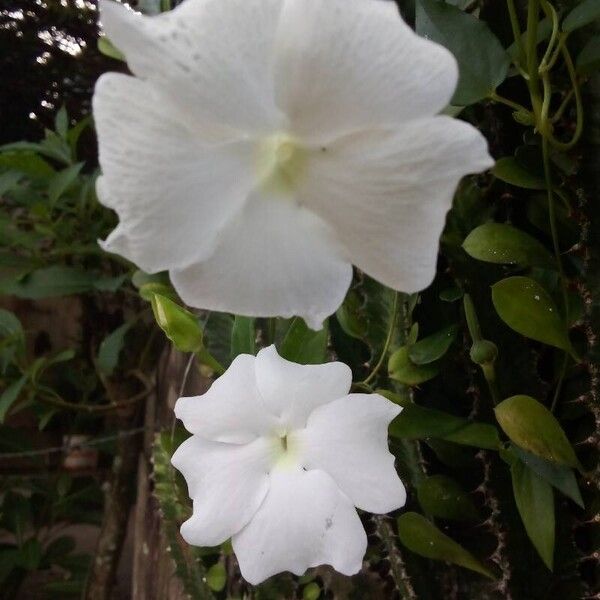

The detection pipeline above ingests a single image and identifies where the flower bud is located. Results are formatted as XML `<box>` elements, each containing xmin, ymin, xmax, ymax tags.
<box><xmin>470</xmin><ymin>340</ymin><xmax>498</xmax><ymax>365</ymax></box>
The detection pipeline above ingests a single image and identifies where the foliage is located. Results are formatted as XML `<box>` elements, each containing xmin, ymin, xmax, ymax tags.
<box><xmin>1</xmin><ymin>0</ymin><xmax>599</xmax><ymax>598</ymax></box>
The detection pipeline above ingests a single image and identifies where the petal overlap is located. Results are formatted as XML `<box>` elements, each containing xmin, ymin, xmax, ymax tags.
<box><xmin>172</xmin><ymin>435</ymin><xmax>274</xmax><ymax>546</ymax></box>
<box><xmin>294</xmin><ymin>394</ymin><xmax>405</xmax><ymax>513</ymax></box>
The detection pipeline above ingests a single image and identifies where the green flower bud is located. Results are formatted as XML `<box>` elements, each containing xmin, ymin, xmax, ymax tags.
<box><xmin>470</xmin><ymin>340</ymin><xmax>498</xmax><ymax>365</ymax></box>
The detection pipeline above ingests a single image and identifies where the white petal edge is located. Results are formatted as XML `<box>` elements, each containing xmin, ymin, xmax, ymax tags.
<box><xmin>293</xmin><ymin>393</ymin><xmax>405</xmax><ymax>513</ymax></box>
<box><xmin>169</xmin><ymin>190</ymin><xmax>353</xmax><ymax>331</ymax></box>
<box><xmin>273</xmin><ymin>0</ymin><xmax>458</xmax><ymax>142</ymax></box>
<box><xmin>99</xmin><ymin>0</ymin><xmax>285</xmax><ymax>135</ymax></box>
<box><xmin>172</xmin><ymin>435</ymin><xmax>273</xmax><ymax>546</ymax></box>
<box><xmin>298</xmin><ymin>116</ymin><xmax>494</xmax><ymax>293</ymax></box>
<box><xmin>93</xmin><ymin>73</ymin><xmax>256</xmax><ymax>273</ymax></box>
<box><xmin>232</xmin><ymin>468</ymin><xmax>366</xmax><ymax>585</ymax></box>
<box><xmin>174</xmin><ymin>354</ymin><xmax>277</xmax><ymax>444</ymax></box>
<box><xmin>254</xmin><ymin>345</ymin><xmax>352</xmax><ymax>431</ymax></box>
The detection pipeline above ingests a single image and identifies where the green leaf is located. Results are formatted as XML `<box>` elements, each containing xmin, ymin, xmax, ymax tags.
<box><xmin>230</xmin><ymin>316</ymin><xmax>256</xmax><ymax>359</ymax></box>
<box><xmin>335</xmin><ymin>290</ymin><xmax>368</xmax><ymax>340</ymax></box>
<box><xmin>576</xmin><ymin>36</ymin><xmax>600</xmax><ymax>75</ymax></box>
<box><xmin>205</xmin><ymin>563</ymin><xmax>226</xmax><ymax>592</ymax></box>
<box><xmin>463</xmin><ymin>223</ymin><xmax>553</xmax><ymax>268</ymax></box>
<box><xmin>511</xmin><ymin>459</ymin><xmax>555</xmax><ymax>570</ymax></box>
<box><xmin>397</xmin><ymin>512</ymin><xmax>494</xmax><ymax>578</ymax></box>
<box><xmin>93</xmin><ymin>274</ymin><xmax>128</xmax><ymax>293</ymax></box>
<box><xmin>408</xmin><ymin>325</ymin><xmax>458</xmax><ymax>365</ymax></box>
<box><xmin>514</xmin><ymin>446</ymin><xmax>583</xmax><ymax>507</ymax></box>
<box><xmin>415</xmin><ymin>0</ymin><xmax>510</xmax><ymax>105</ymax></box>
<box><xmin>388</xmin><ymin>346</ymin><xmax>439</xmax><ymax>385</ymax></box>
<box><xmin>0</xmin><ymin>171</ymin><xmax>23</xmax><ymax>195</ymax></box>
<box><xmin>389</xmin><ymin>403</ymin><xmax>501</xmax><ymax>450</ymax></box>
<box><xmin>491</xmin><ymin>276</ymin><xmax>573</xmax><ymax>353</ymax></box>
<box><xmin>563</xmin><ymin>0</ymin><xmax>600</xmax><ymax>33</ymax></box>
<box><xmin>443</xmin><ymin>422</ymin><xmax>501</xmax><ymax>450</ymax></box>
<box><xmin>495</xmin><ymin>395</ymin><xmax>579</xmax><ymax>467</ymax></box>
<box><xmin>48</xmin><ymin>163</ymin><xmax>83</xmax><ymax>204</ymax></box>
<box><xmin>417</xmin><ymin>475</ymin><xmax>480</xmax><ymax>522</ymax></box>
<box><xmin>98</xmin><ymin>36</ymin><xmax>126</xmax><ymax>61</ymax></box>
<box><xmin>279</xmin><ymin>318</ymin><xmax>328</xmax><ymax>365</ymax></box>
<box><xmin>151</xmin><ymin>294</ymin><xmax>203</xmax><ymax>353</ymax></box>
<box><xmin>492</xmin><ymin>157</ymin><xmax>546</xmax><ymax>189</ymax></box>
<box><xmin>97</xmin><ymin>321</ymin><xmax>134</xmax><ymax>376</ymax></box>
<box><xmin>0</xmin><ymin>375</ymin><xmax>27</xmax><ymax>423</ymax></box>
<box><xmin>0</xmin><ymin>308</ymin><xmax>23</xmax><ymax>340</ymax></box>
<box><xmin>0</xmin><ymin>266</ymin><xmax>96</xmax><ymax>298</ymax></box>
<box><xmin>54</xmin><ymin>106</ymin><xmax>69</xmax><ymax>139</ymax></box>
<box><xmin>16</xmin><ymin>538</ymin><xmax>43</xmax><ymax>571</ymax></box>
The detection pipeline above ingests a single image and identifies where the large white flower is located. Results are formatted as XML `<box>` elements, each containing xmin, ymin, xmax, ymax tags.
<box><xmin>94</xmin><ymin>0</ymin><xmax>493</xmax><ymax>329</ymax></box>
<box><xmin>171</xmin><ymin>345</ymin><xmax>404</xmax><ymax>584</ymax></box>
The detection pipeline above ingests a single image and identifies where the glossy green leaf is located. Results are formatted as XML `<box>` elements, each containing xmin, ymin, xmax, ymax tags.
<box><xmin>389</xmin><ymin>403</ymin><xmax>501</xmax><ymax>450</ymax></box>
<box><xmin>495</xmin><ymin>395</ymin><xmax>579</xmax><ymax>467</ymax></box>
<box><xmin>408</xmin><ymin>325</ymin><xmax>458</xmax><ymax>365</ymax></box>
<box><xmin>279</xmin><ymin>317</ymin><xmax>328</xmax><ymax>365</ymax></box>
<box><xmin>230</xmin><ymin>316</ymin><xmax>255</xmax><ymax>359</ymax></box>
<box><xmin>205</xmin><ymin>563</ymin><xmax>226</xmax><ymax>592</ymax></box>
<box><xmin>97</xmin><ymin>321</ymin><xmax>134</xmax><ymax>376</ymax></box>
<box><xmin>492</xmin><ymin>277</ymin><xmax>573</xmax><ymax>353</ymax></box>
<box><xmin>388</xmin><ymin>346</ymin><xmax>439</xmax><ymax>385</ymax></box>
<box><xmin>0</xmin><ymin>375</ymin><xmax>27</xmax><ymax>423</ymax></box>
<box><xmin>151</xmin><ymin>294</ymin><xmax>203</xmax><ymax>353</ymax></box>
<box><xmin>463</xmin><ymin>223</ymin><xmax>553</xmax><ymax>268</ymax></box>
<box><xmin>514</xmin><ymin>447</ymin><xmax>583</xmax><ymax>507</ymax></box>
<box><xmin>511</xmin><ymin>460</ymin><xmax>555</xmax><ymax>570</ymax></box>
<box><xmin>563</xmin><ymin>0</ymin><xmax>600</xmax><ymax>33</ymax></box>
<box><xmin>48</xmin><ymin>162</ymin><xmax>83</xmax><ymax>204</ymax></box>
<box><xmin>397</xmin><ymin>512</ymin><xmax>494</xmax><ymax>578</ymax></box>
<box><xmin>492</xmin><ymin>157</ymin><xmax>546</xmax><ymax>189</ymax></box>
<box><xmin>416</xmin><ymin>0</ymin><xmax>509</xmax><ymax>106</ymax></box>
<box><xmin>576</xmin><ymin>36</ymin><xmax>600</xmax><ymax>75</ymax></box>
<box><xmin>443</xmin><ymin>422</ymin><xmax>501</xmax><ymax>450</ymax></box>
<box><xmin>417</xmin><ymin>475</ymin><xmax>479</xmax><ymax>522</ymax></box>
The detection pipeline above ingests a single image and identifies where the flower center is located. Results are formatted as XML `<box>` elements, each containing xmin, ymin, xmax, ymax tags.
<box><xmin>270</xmin><ymin>430</ymin><xmax>298</xmax><ymax>470</ymax></box>
<box><xmin>256</xmin><ymin>134</ymin><xmax>307</xmax><ymax>196</ymax></box>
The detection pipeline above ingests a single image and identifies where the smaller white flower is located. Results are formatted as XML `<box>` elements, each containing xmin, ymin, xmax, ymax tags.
<box><xmin>171</xmin><ymin>345</ymin><xmax>405</xmax><ymax>585</ymax></box>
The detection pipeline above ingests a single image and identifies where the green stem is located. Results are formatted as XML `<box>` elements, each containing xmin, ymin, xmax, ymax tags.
<box><xmin>551</xmin><ymin>352</ymin><xmax>569</xmax><ymax>412</ymax></box>
<box><xmin>538</xmin><ymin>0</ymin><xmax>559</xmax><ymax>73</ymax></box>
<box><xmin>526</xmin><ymin>0</ymin><xmax>543</xmax><ymax>119</ymax></box>
<box><xmin>463</xmin><ymin>294</ymin><xmax>482</xmax><ymax>341</ymax></box>
<box><xmin>361</xmin><ymin>291</ymin><xmax>399</xmax><ymax>386</ymax></box>
<box><xmin>195</xmin><ymin>346</ymin><xmax>225</xmax><ymax>375</ymax></box>
<box><xmin>489</xmin><ymin>91</ymin><xmax>532</xmax><ymax>114</ymax></box>
<box><xmin>507</xmin><ymin>0</ymin><xmax>526</xmax><ymax>68</ymax></box>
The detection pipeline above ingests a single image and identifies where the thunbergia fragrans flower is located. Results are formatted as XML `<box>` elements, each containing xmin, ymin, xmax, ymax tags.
<box><xmin>94</xmin><ymin>0</ymin><xmax>493</xmax><ymax>329</ymax></box>
<box><xmin>171</xmin><ymin>345</ymin><xmax>404</xmax><ymax>584</ymax></box>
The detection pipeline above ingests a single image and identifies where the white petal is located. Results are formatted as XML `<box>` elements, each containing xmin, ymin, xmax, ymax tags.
<box><xmin>99</xmin><ymin>0</ymin><xmax>284</xmax><ymax>134</ymax></box>
<box><xmin>172</xmin><ymin>435</ymin><xmax>273</xmax><ymax>546</ymax></box>
<box><xmin>274</xmin><ymin>0</ymin><xmax>458</xmax><ymax>141</ymax></box>
<box><xmin>170</xmin><ymin>191</ymin><xmax>352</xmax><ymax>330</ymax></box>
<box><xmin>232</xmin><ymin>468</ymin><xmax>366</xmax><ymax>585</ymax></box>
<box><xmin>93</xmin><ymin>73</ymin><xmax>255</xmax><ymax>273</ymax></box>
<box><xmin>294</xmin><ymin>394</ymin><xmax>405</xmax><ymax>514</ymax></box>
<box><xmin>298</xmin><ymin>116</ymin><xmax>494</xmax><ymax>293</ymax></box>
<box><xmin>254</xmin><ymin>345</ymin><xmax>352</xmax><ymax>430</ymax></box>
<box><xmin>174</xmin><ymin>354</ymin><xmax>277</xmax><ymax>444</ymax></box>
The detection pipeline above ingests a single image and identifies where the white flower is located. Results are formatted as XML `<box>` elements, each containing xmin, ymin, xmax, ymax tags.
<box><xmin>94</xmin><ymin>0</ymin><xmax>493</xmax><ymax>329</ymax></box>
<box><xmin>171</xmin><ymin>345</ymin><xmax>404</xmax><ymax>584</ymax></box>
